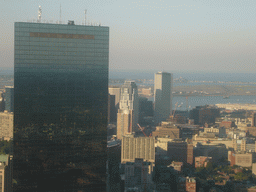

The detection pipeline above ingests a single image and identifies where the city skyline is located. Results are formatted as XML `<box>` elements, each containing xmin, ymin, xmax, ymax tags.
<box><xmin>1</xmin><ymin>0</ymin><xmax>256</xmax><ymax>73</ymax></box>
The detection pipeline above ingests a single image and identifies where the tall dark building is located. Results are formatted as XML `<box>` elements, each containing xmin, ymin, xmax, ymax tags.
<box><xmin>189</xmin><ymin>105</ymin><xmax>220</xmax><ymax>126</ymax></box>
<box><xmin>4</xmin><ymin>86</ymin><xmax>14</xmax><ymax>112</ymax></box>
<box><xmin>14</xmin><ymin>21</ymin><xmax>109</xmax><ymax>191</ymax></box>
<box><xmin>252</xmin><ymin>112</ymin><xmax>256</xmax><ymax>127</ymax></box>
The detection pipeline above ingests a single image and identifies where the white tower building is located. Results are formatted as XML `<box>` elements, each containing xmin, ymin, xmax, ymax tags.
<box><xmin>117</xmin><ymin>81</ymin><xmax>139</xmax><ymax>139</ymax></box>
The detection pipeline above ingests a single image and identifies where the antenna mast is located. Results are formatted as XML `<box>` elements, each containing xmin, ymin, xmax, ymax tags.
<box><xmin>84</xmin><ymin>9</ymin><xmax>87</xmax><ymax>25</ymax></box>
<box><xmin>37</xmin><ymin>5</ymin><xmax>42</xmax><ymax>23</ymax></box>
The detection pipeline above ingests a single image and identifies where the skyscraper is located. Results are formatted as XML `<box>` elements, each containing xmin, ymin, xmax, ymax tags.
<box><xmin>117</xmin><ymin>81</ymin><xmax>139</xmax><ymax>139</ymax></box>
<box><xmin>4</xmin><ymin>86</ymin><xmax>14</xmax><ymax>112</ymax></box>
<box><xmin>154</xmin><ymin>72</ymin><xmax>172</xmax><ymax>125</ymax></box>
<box><xmin>14</xmin><ymin>21</ymin><xmax>109</xmax><ymax>191</ymax></box>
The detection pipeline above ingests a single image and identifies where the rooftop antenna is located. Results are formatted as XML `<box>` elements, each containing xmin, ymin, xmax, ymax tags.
<box><xmin>37</xmin><ymin>5</ymin><xmax>42</xmax><ymax>23</ymax></box>
<box><xmin>84</xmin><ymin>9</ymin><xmax>87</xmax><ymax>25</ymax></box>
<box><xmin>59</xmin><ymin>4</ymin><xmax>62</xmax><ymax>24</ymax></box>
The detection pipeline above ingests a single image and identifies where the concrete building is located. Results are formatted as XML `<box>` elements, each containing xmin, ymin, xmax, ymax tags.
<box><xmin>124</xmin><ymin>158</ymin><xmax>154</xmax><ymax>192</ymax></box>
<box><xmin>117</xmin><ymin>81</ymin><xmax>139</xmax><ymax>139</ymax></box>
<box><xmin>228</xmin><ymin>151</ymin><xmax>256</xmax><ymax>167</ymax></box>
<box><xmin>252</xmin><ymin>112</ymin><xmax>256</xmax><ymax>127</ymax></box>
<box><xmin>14</xmin><ymin>21</ymin><xmax>109</xmax><ymax>191</ymax></box>
<box><xmin>194</xmin><ymin>143</ymin><xmax>228</xmax><ymax>163</ymax></box>
<box><xmin>154</xmin><ymin>72</ymin><xmax>172</xmax><ymax>125</ymax></box>
<box><xmin>0</xmin><ymin>155</ymin><xmax>12</xmax><ymax>192</ymax></box>
<box><xmin>169</xmin><ymin>161</ymin><xmax>183</xmax><ymax>172</ymax></box>
<box><xmin>152</xmin><ymin>122</ymin><xmax>180</xmax><ymax>139</ymax></box>
<box><xmin>167</xmin><ymin>141</ymin><xmax>193</xmax><ymax>165</ymax></box>
<box><xmin>4</xmin><ymin>86</ymin><xmax>14</xmax><ymax>112</ymax></box>
<box><xmin>138</xmin><ymin>88</ymin><xmax>152</xmax><ymax>97</ymax></box>
<box><xmin>252</xmin><ymin>163</ymin><xmax>256</xmax><ymax>175</ymax></box>
<box><xmin>0</xmin><ymin>111</ymin><xmax>13</xmax><ymax>140</ymax></box>
<box><xmin>109</xmin><ymin>87</ymin><xmax>121</xmax><ymax>107</ymax></box>
<box><xmin>121</xmin><ymin>134</ymin><xmax>155</xmax><ymax>164</ymax></box>
<box><xmin>204</xmin><ymin>126</ymin><xmax>227</xmax><ymax>138</ymax></box>
<box><xmin>155</xmin><ymin>137</ymin><xmax>174</xmax><ymax>157</ymax></box>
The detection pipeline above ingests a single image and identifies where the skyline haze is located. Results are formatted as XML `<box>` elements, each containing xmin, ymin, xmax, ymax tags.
<box><xmin>1</xmin><ymin>0</ymin><xmax>256</xmax><ymax>73</ymax></box>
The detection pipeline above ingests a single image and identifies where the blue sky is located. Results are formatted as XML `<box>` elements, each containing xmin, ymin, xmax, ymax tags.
<box><xmin>1</xmin><ymin>0</ymin><xmax>256</xmax><ymax>73</ymax></box>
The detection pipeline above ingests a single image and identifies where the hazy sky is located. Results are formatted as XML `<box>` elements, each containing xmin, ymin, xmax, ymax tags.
<box><xmin>1</xmin><ymin>0</ymin><xmax>256</xmax><ymax>73</ymax></box>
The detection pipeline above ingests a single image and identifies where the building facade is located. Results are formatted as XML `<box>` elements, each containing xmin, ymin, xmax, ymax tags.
<box><xmin>0</xmin><ymin>111</ymin><xmax>13</xmax><ymax>140</ymax></box>
<box><xmin>154</xmin><ymin>72</ymin><xmax>172</xmax><ymax>125</ymax></box>
<box><xmin>14</xmin><ymin>21</ymin><xmax>109</xmax><ymax>191</ymax></box>
<box><xmin>117</xmin><ymin>81</ymin><xmax>139</xmax><ymax>139</ymax></box>
<box><xmin>109</xmin><ymin>87</ymin><xmax>121</xmax><ymax>108</ymax></box>
<box><xmin>167</xmin><ymin>141</ymin><xmax>193</xmax><ymax>165</ymax></box>
<box><xmin>121</xmin><ymin>134</ymin><xmax>155</xmax><ymax>164</ymax></box>
<box><xmin>194</xmin><ymin>156</ymin><xmax>212</xmax><ymax>168</ymax></box>
<box><xmin>4</xmin><ymin>86</ymin><xmax>14</xmax><ymax>112</ymax></box>
<box><xmin>124</xmin><ymin>158</ymin><xmax>154</xmax><ymax>192</ymax></box>
<box><xmin>0</xmin><ymin>155</ymin><xmax>12</xmax><ymax>192</ymax></box>
<box><xmin>177</xmin><ymin>177</ymin><xmax>196</xmax><ymax>192</ymax></box>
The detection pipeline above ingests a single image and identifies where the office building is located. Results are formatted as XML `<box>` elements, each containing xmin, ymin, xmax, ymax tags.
<box><xmin>4</xmin><ymin>86</ymin><xmax>14</xmax><ymax>112</ymax></box>
<box><xmin>189</xmin><ymin>105</ymin><xmax>220</xmax><ymax>126</ymax></box>
<box><xmin>109</xmin><ymin>87</ymin><xmax>121</xmax><ymax>108</ymax></box>
<box><xmin>124</xmin><ymin>158</ymin><xmax>154</xmax><ymax>192</ymax></box>
<box><xmin>167</xmin><ymin>141</ymin><xmax>193</xmax><ymax>165</ymax></box>
<box><xmin>154</xmin><ymin>72</ymin><xmax>172</xmax><ymax>125</ymax></box>
<box><xmin>14</xmin><ymin>21</ymin><xmax>109</xmax><ymax>191</ymax></box>
<box><xmin>0</xmin><ymin>155</ymin><xmax>12</xmax><ymax>192</ymax></box>
<box><xmin>121</xmin><ymin>134</ymin><xmax>155</xmax><ymax>164</ymax></box>
<box><xmin>117</xmin><ymin>81</ymin><xmax>139</xmax><ymax>139</ymax></box>
<box><xmin>108</xmin><ymin>94</ymin><xmax>116</xmax><ymax>123</ymax></box>
<box><xmin>152</xmin><ymin>122</ymin><xmax>180</xmax><ymax>139</ymax></box>
<box><xmin>228</xmin><ymin>151</ymin><xmax>256</xmax><ymax>167</ymax></box>
<box><xmin>252</xmin><ymin>112</ymin><xmax>256</xmax><ymax>127</ymax></box>
<box><xmin>138</xmin><ymin>97</ymin><xmax>153</xmax><ymax>125</ymax></box>
<box><xmin>0</xmin><ymin>111</ymin><xmax>13</xmax><ymax>140</ymax></box>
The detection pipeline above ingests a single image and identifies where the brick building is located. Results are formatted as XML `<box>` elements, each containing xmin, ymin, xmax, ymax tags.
<box><xmin>195</xmin><ymin>156</ymin><xmax>212</xmax><ymax>168</ymax></box>
<box><xmin>177</xmin><ymin>177</ymin><xmax>196</xmax><ymax>192</ymax></box>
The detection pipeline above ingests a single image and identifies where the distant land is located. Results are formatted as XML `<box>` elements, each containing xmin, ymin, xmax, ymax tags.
<box><xmin>109</xmin><ymin>69</ymin><xmax>256</xmax><ymax>83</ymax></box>
<box><xmin>0</xmin><ymin>68</ymin><xmax>255</xmax><ymax>83</ymax></box>
<box><xmin>0</xmin><ymin>67</ymin><xmax>13</xmax><ymax>75</ymax></box>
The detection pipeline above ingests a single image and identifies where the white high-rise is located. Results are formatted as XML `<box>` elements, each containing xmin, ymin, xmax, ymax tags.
<box><xmin>117</xmin><ymin>81</ymin><xmax>139</xmax><ymax>139</ymax></box>
<box><xmin>154</xmin><ymin>72</ymin><xmax>172</xmax><ymax>125</ymax></box>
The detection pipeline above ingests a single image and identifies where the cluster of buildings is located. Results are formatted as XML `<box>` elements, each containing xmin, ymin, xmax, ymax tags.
<box><xmin>0</xmin><ymin>19</ymin><xmax>256</xmax><ymax>191</ymax></box>
<box><xmin>107</xmin><ymin>71</ymin><xmax>256</xmax><ymax>191</ymax></box>
<box><xmin>0</xmin><ymin>86</ymin><xmax>13</xmax><ymax>141</ymax></box>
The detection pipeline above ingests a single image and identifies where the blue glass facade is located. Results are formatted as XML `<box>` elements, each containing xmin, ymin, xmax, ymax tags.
<box><xmin>14</xmin><ymin>22</ymin><xmax>109</xmax><ymax>191</ymax></box>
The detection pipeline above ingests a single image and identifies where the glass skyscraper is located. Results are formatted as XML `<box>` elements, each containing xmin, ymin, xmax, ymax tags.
<box><xmin>14</xmin><ymin>21</ymin><xmax>109</xmax><ymax>191</ymax></box>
